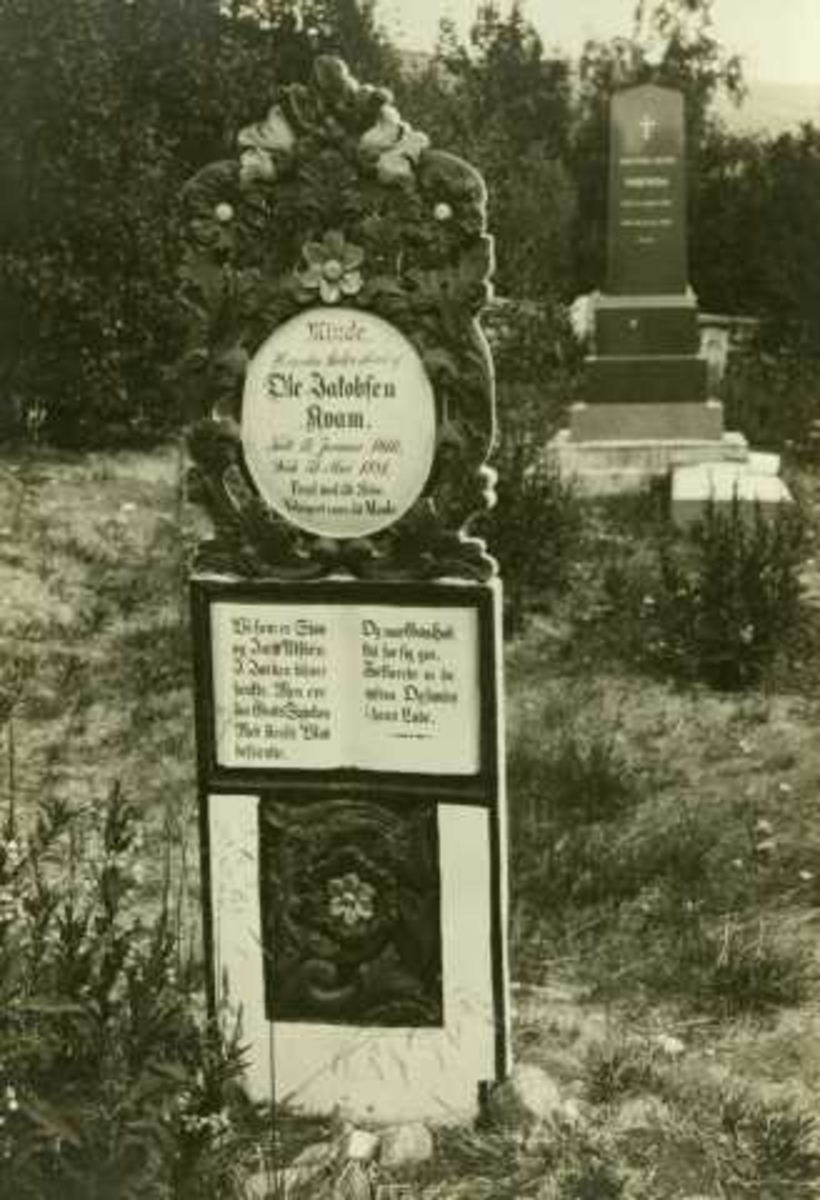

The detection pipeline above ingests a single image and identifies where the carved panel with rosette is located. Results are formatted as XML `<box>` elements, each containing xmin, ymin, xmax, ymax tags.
<box><xmin>176</xmin><ymin>56</ymin><xmax>496</xmax><ymax>581</ymax></box>
<box><xmin>259</xmin><ymin>795</ymin><xmax>442</xmax><ymax>1026</ymax></box>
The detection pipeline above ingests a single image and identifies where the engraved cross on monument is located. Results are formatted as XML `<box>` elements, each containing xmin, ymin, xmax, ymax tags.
<box><xmin>549</xmin><ymin>83</ymin><xmax>748</xmax><ymax>490</ymax></box>
<box><xmin>177</xmin><ymin>57</ymin><xmax>510</xmax><ymax>1122</ymax></box>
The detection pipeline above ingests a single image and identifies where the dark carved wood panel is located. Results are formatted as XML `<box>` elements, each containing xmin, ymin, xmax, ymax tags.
<box><xmin>259</xmin><ymin>795</ymin><xmax>442</xmax><ymax>1026</ymax></box>
<box><xmin>176</xmin><ymin>56</ymin><xmax>497</xmax><ymax>582</ymax></box>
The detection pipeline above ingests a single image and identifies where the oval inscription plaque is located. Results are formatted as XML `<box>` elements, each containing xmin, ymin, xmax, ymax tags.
<box><xmin>242</xmin><ymin>308</ymin><xmax>437</xmax><ymax>539</ymax></box>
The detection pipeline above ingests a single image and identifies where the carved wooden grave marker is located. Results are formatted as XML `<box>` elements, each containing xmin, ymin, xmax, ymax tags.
<box><xmin>179</xmin><ymin>57</ymin><xmax>509</xmax><ymax>1122</ymax></box>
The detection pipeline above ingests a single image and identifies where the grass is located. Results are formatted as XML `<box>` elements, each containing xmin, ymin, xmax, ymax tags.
<box><xmin>2</xmin><ymin>441</ymin><xmax>820</xmax><ymax>1196</ymax></box>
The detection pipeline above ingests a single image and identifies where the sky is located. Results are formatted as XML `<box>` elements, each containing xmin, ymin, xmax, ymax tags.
<box><xmin>379</xmin><ymin>0</ymin><xmax>820</xmax><ymax>87</ymax></box>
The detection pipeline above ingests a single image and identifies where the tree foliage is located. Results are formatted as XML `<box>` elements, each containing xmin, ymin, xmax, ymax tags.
<box><xmin>571</xmin><ymin>0</ymin><xmax>745</xmax><ymax>291</ymax></box>
<box><xmin>696</xmin><ymin>124</ymin><xmax>820</xmax><ymax>349</ymax></box>
<box><xmin>401</xmin><ymin>2</ymin><xmax>577</xmax><ymax>301</ymax></box>
<box><xmin>0</xmin><ymin>0</ymin><xmax>818</xmax><ymax>446</ymax></box>
<box><xmin>0</xmin><ymin>0</ymin><xmax>396</xmax><ymax>446</ymax></box>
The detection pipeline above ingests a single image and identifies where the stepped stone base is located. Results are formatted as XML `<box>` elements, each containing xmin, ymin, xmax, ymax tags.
<box><xmin>593</xmin><ymin>292</ymin><xmax>699</xmax><ymax>357</ymax></box>
<box><xmin>546</xmin><ymin>428</ymin><xmax>749</xmax><ymax>497</ymax></box>
<box><xmin>569</xmin><ymin>400</ymin><xmax>723</xmax><ymax>442</ymax></box>
<box><xmin>584</xmin><ymin>354</ymin><xmax>708</xmax><ymax>405</ymax></box>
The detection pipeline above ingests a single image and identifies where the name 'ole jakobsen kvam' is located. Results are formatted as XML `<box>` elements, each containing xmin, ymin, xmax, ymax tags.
<box><xmin>265</xmin><ymin>368</ymin><xmax>398</xmax><ymax>433</ymax></box>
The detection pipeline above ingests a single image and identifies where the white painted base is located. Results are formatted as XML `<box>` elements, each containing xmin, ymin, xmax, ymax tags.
<box><xmin>545</xmin><ymin>428</ymin><xmax>749</xmax><ymax>496</ymax></box>
<box><xmin>209</xmin><ymin>795</ymin><xmax>500</xmax><ymax>1123</ymax></box>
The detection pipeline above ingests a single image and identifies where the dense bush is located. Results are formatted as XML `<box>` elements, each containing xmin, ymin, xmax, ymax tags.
<box><xmin>0</xmin><ymin>783</ymin><xmax>261</xmax><ymax>1200</ymax></box>
<box><xmin>597</xmin><ymin>498</ymin><xmax>809</xmax><ymax>689</ymax></box>
<box><xmin>723</xmin><ymin>350</ymin><xmax>820</xmax><ymax>458</ymax></box>
<box><xmin>480</xmin><ymin>299</ymin><xmax>584</xmax><ymax>632</ymax></box>
<box><xmin>652</xmin><ymin>500</ymin><xmax>808</xmax><ymax>688</ymax></box>
<box><xmin>0</xmin><ymin>0</ymin><xmax>397</xmax><ymax>448</ymax></box>
<box><xmin>0</xmin><ymin>0</ymin><xmax>196</xmax><ymax>447</ymax></box>
<box><xmin>695</xmin><ymin>125</ymin><xmax>820</xmax><ymax>352</ymax></box>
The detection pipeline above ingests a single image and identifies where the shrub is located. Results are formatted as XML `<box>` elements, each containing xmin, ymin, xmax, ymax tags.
<box><xmin>595</xmin><ymin>498</ymin><xmax>809</xmax><ymax>689</ymax></box>
<box><xmin>480</xmin><ymin>302</ymin><xmax>585</xmax><ymax>633</ymax></box>
<box><xmin>0</xmin><ymin>0</ymin><xmax>397</xmax><ymax>449</ymax></box>
<box><xmin>715</xmin><ymin>1092</ymin><xmax>820</xmax><ymax>1198</ymax></box>
<box><xmin>704</xmin><ymin>917</ymin><xmax>812</xmax><ymax>1016</ymax></box>
<box><xmin>652</xmin><ymin>499</ymin><xmax>808</xmax><ymax>689</ymax></box>
<box><xmin>723</xmin><ymin>350</ymin><xmax>820</xmax><ymax>458</ymax></box>
<box><xmin>0</xmin><ymin>782</ymin><xmax>257</xmax><ymax>1200</ymax></box>
<box><xmin>584</xmin><ymin>1039</ymin><xmax>664</xmax><ymax>1106</ymax></box>
<box><xmin>483</xmin><ymin>425</ymin><xmax>583</xmax><ymax>634</ymax></box>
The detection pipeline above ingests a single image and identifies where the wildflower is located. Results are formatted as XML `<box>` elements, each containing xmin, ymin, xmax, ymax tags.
<box><xmin>2</xmin><ymin>840</ymin><xmax>21</xmax><ymax>869</ymax></box>
<box><xmin>5</xmin><ymin>1086</ymin><xmax>18</xmax><ymax>1113</ymax></box>
<box><xmin>298</xmin><ymin>231</ymin><xmax>364</xmax><ymax>304</ymax></box>
<box><xmin>433</xmin><ymin>202</ymin><xmax>453</xmax><ymax>222</ymax></box>
<box><xmin>777</xmin><ymin>781</ymin><xmax>793</xmax><ymax>796</ymax></box>
<box><xmin>754</xmin><ymin>818</ymin><xmax>774</xmax><ymax>836</ymax></box>
<box><xmin>799</xmin><ymin>870</ymin><xmax>814</xmax><ymax>882</ymax></box>
<box><xmin>214</xmin><ymin>203</ymin><xmax>234</xmax><ymax>224</ymax></box>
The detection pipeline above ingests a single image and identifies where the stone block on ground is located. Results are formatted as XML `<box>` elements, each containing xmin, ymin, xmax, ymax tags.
<box><xmin>379</xmin><ymin>1122</ymin><xmax>434</xmax><ymax>1168</ymax></box>
<box><xmin>345</xmin><ymin>1128</ymin><xmax>381</xmax><ymax>1162</ymax></box>
<box><xmin>485</xmin><ymin>1063</ymin><xmax>565</xmax><ymax>1130</ymax></box>
<box><xmin>748</xmin><ymin>450</ymin><xmax>781</xmax><ymax>476</ymax></box>
<box><xmin>671</xmin><ymin>461</ymin><xmax>792</xmax><ymax>528</ymax></box>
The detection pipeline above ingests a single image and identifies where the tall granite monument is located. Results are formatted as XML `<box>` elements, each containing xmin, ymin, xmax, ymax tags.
<box><xmin>177</xmin><ymin>58</ymin><xmax>509</xmax><ymax>1122</ymax></box>
<box><xmin>549</xmin><ymin>83</ymin><xmax>748</xmax><ymax>492</ymax></box>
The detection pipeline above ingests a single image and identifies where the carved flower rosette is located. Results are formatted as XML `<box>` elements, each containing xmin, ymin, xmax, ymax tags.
<box><xmin>176</xmin><ymin>56</ymin><xmax>497</xmax><ymax>580</ymax></box>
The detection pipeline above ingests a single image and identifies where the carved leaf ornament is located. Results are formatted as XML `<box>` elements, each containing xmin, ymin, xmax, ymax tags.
<box><xmin>177</xmin><ymin>56</ymin><xmax>497</xmax><ymax>580</ymax></box>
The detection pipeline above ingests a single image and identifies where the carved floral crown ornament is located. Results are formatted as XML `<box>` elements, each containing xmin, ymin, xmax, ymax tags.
<box><xmin>175</xmin><ymin>56</ymin><xmax>497</xmax><ymax>581</ymax></box>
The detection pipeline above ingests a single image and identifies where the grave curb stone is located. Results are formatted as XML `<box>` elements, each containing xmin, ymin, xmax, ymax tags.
<box><xmin>670</xmin><ymin>461</ymin><xmax>793</xmax><ymax>528</ymax></box>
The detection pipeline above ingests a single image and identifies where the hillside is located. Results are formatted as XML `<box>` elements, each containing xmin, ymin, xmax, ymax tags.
<box><xmin>716</xmin><ymin>80</ymin><xmax>820</xmax><ymax>135</ymax></box>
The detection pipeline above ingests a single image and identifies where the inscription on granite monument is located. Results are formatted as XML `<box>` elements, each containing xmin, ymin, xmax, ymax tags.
<box><xmin>607</xmin><ymin>84</ymin><xmax>687</xmax><ymax>295</ymax></box>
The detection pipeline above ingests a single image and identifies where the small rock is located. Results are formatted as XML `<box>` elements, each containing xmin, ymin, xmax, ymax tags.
<box><xmin>653</xmin><ymin>1033</ymin><xmax>685</xmax><ymax>1058</ymax></box>
<box><xmin>486</xmin><ymin>1064</ymin><xmax>565</xmax><ymax>1129</ymax></box>
<box><xmin>379</xmin><ymin>1121</ymin><xmax>434</xmax><ymax>1168</ymax></box>
<box><xmin>345</xmin><ymin>1128</ymin><xmax>380</xmax><ymax>1162</ymax></box>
